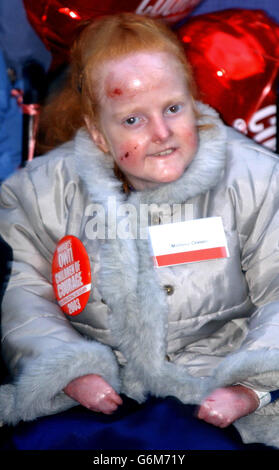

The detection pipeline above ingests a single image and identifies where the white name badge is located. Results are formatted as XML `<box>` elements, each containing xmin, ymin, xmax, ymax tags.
<box><xmin>148</xmin><ymin>217</ymin><xmax>229</xmax><ymax>268</ymax></box>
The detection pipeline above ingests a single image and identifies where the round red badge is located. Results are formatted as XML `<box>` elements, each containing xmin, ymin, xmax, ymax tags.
<box><xmin>52</xmin><ymin>235</ymin><xmax>91</xmax><ymax>316</ymax></box>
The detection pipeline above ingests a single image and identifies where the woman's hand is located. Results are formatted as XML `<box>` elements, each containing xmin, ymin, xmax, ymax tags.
<box><xmin>63</xmin><ymin>374</ymin><xmax>123</xmax><ymax>414</ymax></box>
<box><xmin>197</xmin><ymin>385</ymin><xmax>259</xmax><ymax>428</ymax></box>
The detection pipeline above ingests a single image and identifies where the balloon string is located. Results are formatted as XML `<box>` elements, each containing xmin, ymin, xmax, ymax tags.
<box><xmin>21</xmin><ymin>103</ymin><xmax>40</xmax><ymax>115</ymax></box>
<box><xmin>11</xmin><ymin>89</ymin><xmax>41</xmax><ymax>115</ymax></box>
<box><xmin>11</xmin><ymin>89</ymin><xmax>41</xmax><ymax>162</ymax></box>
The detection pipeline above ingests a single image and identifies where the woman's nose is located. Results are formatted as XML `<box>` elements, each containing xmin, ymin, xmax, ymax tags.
<box><xmin>151</xmin><ymin>117</ymin><xmax>172</xmax><ymax>143</ymax></box>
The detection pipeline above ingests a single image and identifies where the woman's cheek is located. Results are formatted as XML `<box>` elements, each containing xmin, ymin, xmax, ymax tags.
<box><xmin>190</xmin><ymin>129</ymin><xmax>198</xmax><ymax>150</ymax></box>
<box><xmin>184</xmin><ymin>126</ymin><xmax>199</xmax><ymax>152</ymax></box>
<box><xmin>117</xmin><ymin>143</ymin><xmax>140</xmax><ymax>167</ymax></box>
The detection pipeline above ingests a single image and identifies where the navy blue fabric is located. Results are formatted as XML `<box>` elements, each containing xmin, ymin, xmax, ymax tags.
<box><xmin>270</xmin><ymin>390</ymin><xmax>279</xmax><ymax>402</ymax></box>
<box><xmin>0</xmin><ymin>0</ymin><xmax>50</xmax><ymax>183</ymax></box>
<box><xmin>0</xmin><ymin>0</ymin><xmax>51</xmax><ymax>79</ymax></box>
<box><xmin>0</xmin><ymin>50</ymin><xmax>23</xmax><ymax>182</ymax></box>
<box><xmin>192</xmin><ymin>0</ymin><xmax>279</xmax><ymax>22</ymax></box>
<box><xmin>0</xmin><ymin>397</ymin><xmax>274</xmax><ymax>451</ymax></box>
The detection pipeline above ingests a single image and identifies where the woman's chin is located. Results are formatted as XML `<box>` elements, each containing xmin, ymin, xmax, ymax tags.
<box><xmin>155</xmin><ymin>169</ymin><xmax>185</xmax><ymax>184</ymax></box>
<box><xmin>126</xmin><ymin>167</ymin><xmax>186</xmax><ymax>190</ymax></box>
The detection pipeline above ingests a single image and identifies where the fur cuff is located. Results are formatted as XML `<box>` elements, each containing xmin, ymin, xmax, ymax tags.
<box><xmin>0</xmin><ymin>338</ymin><xmax>120</xmax><ymax>425</ymax></box>
<box><xmin>206</xmin><ymin>348</ymin><xmax>279</xmax><ymax>396</ymax></box>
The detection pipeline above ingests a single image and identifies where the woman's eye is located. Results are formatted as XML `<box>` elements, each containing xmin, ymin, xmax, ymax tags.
<box><xmin>167</xmin><ymin>104</ymin><xmax>182</xmax><ymax>114</ymax></box>
<box><xmin>124</xmin><ymin>116</ymin><xmax>139</xmax><ymax>126</ymax></box>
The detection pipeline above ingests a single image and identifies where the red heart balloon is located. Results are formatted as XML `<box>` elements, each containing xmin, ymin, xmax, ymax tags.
<box><xmin>23</xmin><ymin>0</ymin><xmax>203</xmax><ymax>69</ymax></box>
<box><xmin>177</xmin><ymin>9</ymin><xmax>279</xmax><ymax>151</ymax></box>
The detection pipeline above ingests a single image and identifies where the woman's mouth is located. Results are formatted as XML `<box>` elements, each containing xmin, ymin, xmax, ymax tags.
<box><xmin>148</xmin><ymin>148</ymin><xmax>176</xmax><ymax>157</ymax></box>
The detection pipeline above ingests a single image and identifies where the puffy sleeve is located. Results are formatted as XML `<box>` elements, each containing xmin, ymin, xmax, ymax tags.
<box><xmin>210</xmin><ymin>144</ymin><xmax>279</xmax><ymax>401</ymax></box>
<box><xmin>0</xmin><ymin>161</ymin><xmax>120</xmax><ymax>425</ymax></box>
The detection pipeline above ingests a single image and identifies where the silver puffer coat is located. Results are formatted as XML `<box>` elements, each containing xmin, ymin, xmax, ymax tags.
<box><xmin>1</xmin><ymin>104</ymin><xmax>279</xmax><ymax>447</ymax></box>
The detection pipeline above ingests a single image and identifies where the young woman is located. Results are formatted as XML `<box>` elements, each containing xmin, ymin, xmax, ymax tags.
<box><xmin>0</xmin><ymin>13</ymin><xmax>279</xmax><ymax>449</ymax></box>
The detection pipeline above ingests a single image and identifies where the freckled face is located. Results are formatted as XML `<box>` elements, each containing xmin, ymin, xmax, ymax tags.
<box><xmin>88</xmin><ymin>52</ymin><xmax>198</xmax><ymax>191</ymax></box>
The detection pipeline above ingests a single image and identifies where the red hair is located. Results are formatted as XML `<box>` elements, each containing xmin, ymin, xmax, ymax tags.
<box><xmin>37</xmin><ymin>13</ymin><xmax>197</xmax><ymax>154</ymax></box>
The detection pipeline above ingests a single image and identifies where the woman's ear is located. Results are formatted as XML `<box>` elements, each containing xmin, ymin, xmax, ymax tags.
<box><xmin>84</xmin><ymin>116</ymin><xmax>109</xmax><ymax>153</ymax></box>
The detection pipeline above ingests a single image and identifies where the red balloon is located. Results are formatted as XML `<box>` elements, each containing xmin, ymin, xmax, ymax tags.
<box><xmin>177</xmin><ymin>9</ymin><xmax>279</xmax><ymax>151</ymax></box>
<box><xmin>23</xmin><ymin>0</ymin><xmax>203</xmax><ymax>69</ymax></box>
